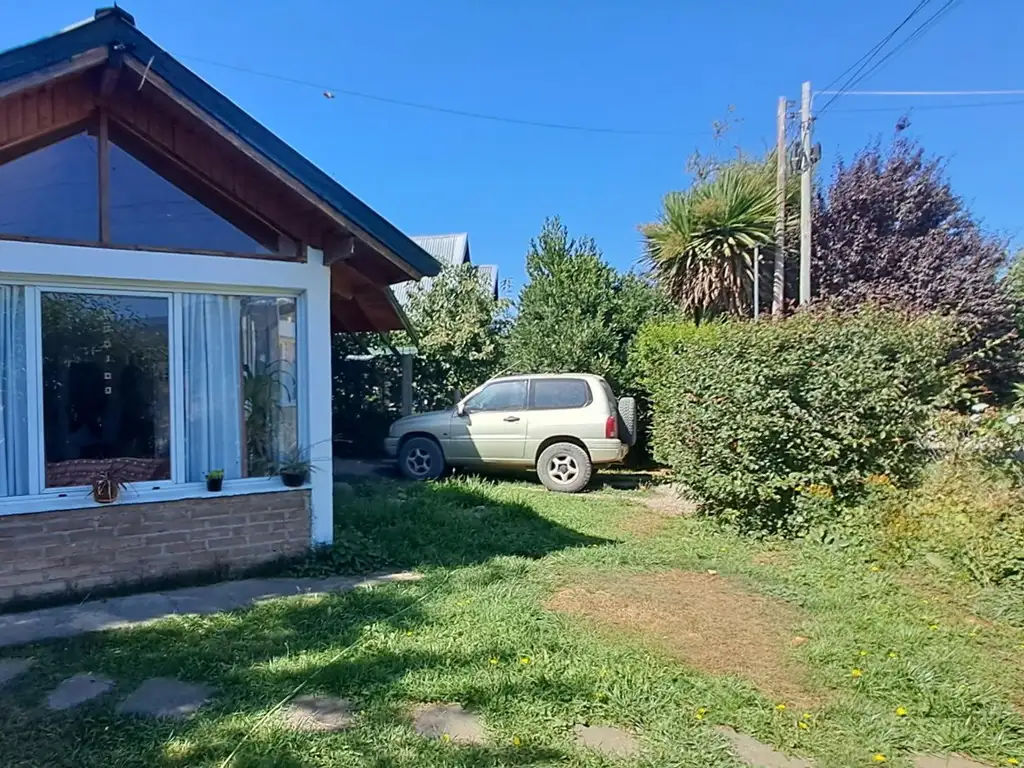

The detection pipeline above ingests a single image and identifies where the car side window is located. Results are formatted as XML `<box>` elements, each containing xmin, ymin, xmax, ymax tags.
<box><xmin>530</xmin><ymin>379</ymin><xmax>591</xmax><ymax>410</ymax></box>
<box><xmin>464</xmin><ymin>380</ymin><xmax>527</xmax><ymax>412</ymax></box>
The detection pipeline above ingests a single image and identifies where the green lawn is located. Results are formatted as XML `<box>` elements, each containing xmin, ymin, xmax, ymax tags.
<box><xmin>2</xmin><ymin>477</ymin><xmax>1024</xmax><ymax>767</ymax></box>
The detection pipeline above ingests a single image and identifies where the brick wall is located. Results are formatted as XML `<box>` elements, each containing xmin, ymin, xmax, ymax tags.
<box><xmin>0</xmin><ymin>491</ymin><xmax>311</xmax><ymax>603</ymax></box>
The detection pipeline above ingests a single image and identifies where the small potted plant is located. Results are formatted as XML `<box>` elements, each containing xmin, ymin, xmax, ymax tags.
<box><xmin>205</xmin><ymin>469</ymin><xmax>224</xmax><ymax>492</ymax></box>
<box><xmin>279</xmin><ymin>446</ymin><xmax>314</xmax><ymax>488</ymax></box>
<box><xmin>91</xmin><ymin>464</ymin><xmax>129</xmax><ymax>504</ymax></box>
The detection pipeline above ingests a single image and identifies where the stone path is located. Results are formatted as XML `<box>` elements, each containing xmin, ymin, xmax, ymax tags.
<box><xmin>0</xmin><ymin>657</ymin><xmax>32</xmax><ymax>689</ymax></box>
<box><xmin>0</xmin><ymin>571</ymin><xmax>420</xmax><ymax>648</ymax></box>
<box><xmin>282</xmin><ymin>695</ymin><xmax>357</xmax><ymax>732</ymax></box>
<box><xmin>715</xmin><ymin>726</ymin><xmax>814</xmax><ymax>768</ymax></box>
<box><xmin>412</xmin><ymin>703</ymin><xmax>486</xmax><ymax>745</ymax></box>
<box><xmin>46</xmin><ymin>673</ymin><xmax>114</xmax><ymax>711</ymax></box>
<box><xmin>574</xmin><ymin>724</ymin><xmax>640</xmax><ymax>757</ymax></box>
<box><xmin>912</xmin><ymin>757</ymin><xmax>990</xmax><ymax>768</ymax></box>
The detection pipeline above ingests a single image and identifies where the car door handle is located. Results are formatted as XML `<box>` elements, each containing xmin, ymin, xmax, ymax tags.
<box><xmin>503</xmin><ymin>415</ymin><xmax>520</xmax><ymax>422</ymax></box>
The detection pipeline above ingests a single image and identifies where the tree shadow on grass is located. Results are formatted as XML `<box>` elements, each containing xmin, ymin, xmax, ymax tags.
<box><xmin>0</xmin><ymin>574</ymin><xmax>585</xmax><ymax>768</ymax></box>
<box><xmin>302</xmin><ymin>479</ymin><xmax>612</xmax><ymax>576</ymax></box>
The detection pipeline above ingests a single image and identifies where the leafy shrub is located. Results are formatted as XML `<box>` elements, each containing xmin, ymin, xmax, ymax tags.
<box><xmin>633</xmin><ymin>307</ymin><xmax>959</xmax><ymax>533</ymax></box>
<box><xmin>867</xmin><ymin>459</ymin><xmax>1024</xmax><ymax>587</ymax></box>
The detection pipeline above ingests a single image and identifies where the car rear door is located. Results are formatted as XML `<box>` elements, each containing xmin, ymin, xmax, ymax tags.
<box><xmin>448</xmin><ymin>379</ymin><xmax>528</xmax><ymax>462</ymax></box>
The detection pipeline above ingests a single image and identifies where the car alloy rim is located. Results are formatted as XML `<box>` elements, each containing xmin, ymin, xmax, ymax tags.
<box><xmin>406</xmin><ymin>447</ymin><xmax>432</xmax><ymax>476</ymax></box>
<box><xmin>548</xmin><ymin>453</ymin><xmax>579</xmax><ymax>485</ymax></box>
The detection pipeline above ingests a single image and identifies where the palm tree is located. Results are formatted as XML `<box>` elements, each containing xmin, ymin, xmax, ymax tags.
<box><xmin>642</xmin><ymin>155</ymin><xmax>796</xmax><ymax>323</ymax></box>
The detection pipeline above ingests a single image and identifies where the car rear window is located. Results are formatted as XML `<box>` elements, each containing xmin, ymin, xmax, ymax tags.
<box><xmin>530</xmin><ymin>378</ymin><xmax>591</xmax><ymax>409</ymax></box>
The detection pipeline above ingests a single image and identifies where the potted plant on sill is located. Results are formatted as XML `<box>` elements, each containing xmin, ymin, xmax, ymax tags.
<box><xmin>279</xmin><ymin>446</ymin><xmax>315</xmax><ymax>488</ymax></box>
<box><xmin>91</xmin><ymin>464</ymin><xmax>130</xmax><ymax>504</ymax></box>
<box><xmin>205</xmin><ymin>469</ymin><xmax>224</xmax><ymax>492</ymax></box>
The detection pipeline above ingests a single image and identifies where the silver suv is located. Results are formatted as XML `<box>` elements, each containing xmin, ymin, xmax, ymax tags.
<box><xmin>384</xmin><ymin>373</ymin><xmax>636</xmax><ymax>492</ymax></box>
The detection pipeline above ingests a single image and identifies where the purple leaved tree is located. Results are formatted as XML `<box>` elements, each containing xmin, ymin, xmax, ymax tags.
<box><xmin>813</xmin><ymin>137</ymin><xmax>1017</xmax><ymax>397</ymax></box>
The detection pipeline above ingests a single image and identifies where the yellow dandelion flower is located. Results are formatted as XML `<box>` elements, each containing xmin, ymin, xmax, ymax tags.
<box><xmin>895</xmin><ymin>707</ymin><xmax>908</xmax><ymax>717</ymax></box>
<box><xmin>406</xmin><ymin>630</ymin><xmax>414</xmax><ymax>636</ymax></box>
<box><xmin>489</xmin><ymin>657</ymin><xmax>498</xmax><ymax>665</ymax></box>
<box><xmin>798</xmin><ymin>721</ymin><xmax>809</xmax><ymax>730</ymax></box>
<box><xmin>442</xmin><ymin>733</ymin><xmax>451</xmax><ymax>743</ymax></box>
<box><xmin>775</xmin><ymin>703</ymin><xmax>787</xmax><ymax>711</ymax></box>
<box><xmin>859</xmin><ymin>650</ymin><xmax>869</xmax><ymax>656</ymax></box>
<box><xmin>512</xmin><ymin>736</ymin><xmax>522</xmax><ymax>747</ymax></box>
<box><xmin>928</xmin><ymin>623</ymin><xmax>939</xmax><ymax>631</ymax></box>
<box><xmin>870</xmin><ymin>565</ymin><xmax>882</xmax><ymax>572</ymax></box>
<box><xmin>851</xmin><ymin>668</ymin><xmax>863</xmax><ymax>678</ymax></box>
<box><xmin>802</xmin><ymin>713</ymin><xmax>812</xmax><ymax>720</ymax></box>
<box><xmin>695</xmin><ymin>707</ymin><xmax>707</xmax><ymax>720</ymax></box>
<box><xmin>519</xmin><ymin>657</ymin><xmax>531</xmax><ymax>665</ymax></box>
<box><xmin>873</xmin><ymin>755</ymin><xmax>887</xmax><ymax>763</ymax></box>
<box><xmin>888</xmin><ymin>652</ymin><xmax>899</xmax><ymax>658</ymax></box>
<box><xmin>1005</xmin><ymin>759</ymin><xmax>1019</xmax><ymax>766</ymax></box>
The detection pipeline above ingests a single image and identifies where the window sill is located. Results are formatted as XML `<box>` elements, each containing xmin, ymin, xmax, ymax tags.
<box><xmin>0</xmin><ymin>478</ymin><xmax>310</xmax><ymax>517</ymax></box>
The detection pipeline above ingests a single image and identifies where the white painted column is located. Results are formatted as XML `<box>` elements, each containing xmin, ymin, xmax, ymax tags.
<box><xmin>305</xmin><ymin>247</ymin><xmax>334</xmax><ymax>545</ymax></box>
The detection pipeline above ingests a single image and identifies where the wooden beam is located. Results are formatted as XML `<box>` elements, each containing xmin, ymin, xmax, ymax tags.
<box><xmin>98</xmin><ymin>48</ymin><xmax>123</xmax><ymax>100</ymax></box>
<box><xmin>122</xmin><ymin>56</ymin><xmax>427</xmax><ymax>280</ymax></box>
<box><xmin>323</xmin><ymin>233</ymin><xmax>355</xmax><ymax>266</ymax></box>
<box><xmin>97</xmin><ymin>108</ymin><xmax>110</xmax><ymax>242</ymax></box>
<box><xmin>0</xmin><ymin>47</ymin><xmax>108</xmax><ymax>100</ymax></box>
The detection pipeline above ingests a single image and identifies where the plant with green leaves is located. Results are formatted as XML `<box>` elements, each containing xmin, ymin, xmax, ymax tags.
<box><xmin>634</xmin><ymin>307</ymin><xmax>961</xmax><ymax>533</ymax></box>
<box><xmin>641</xmin><ymin>154</ymin><xmax>797</xmax><ymax>323</ymax></box>
<box><xmin>400</xmin><ymin>262</ymin><xmax>511</xmax><ymax>410</ymax></box>
<box><xmin>506</xmin><ymin>217</ymin><xmax>670</xmax><ymax>393</ymax></box>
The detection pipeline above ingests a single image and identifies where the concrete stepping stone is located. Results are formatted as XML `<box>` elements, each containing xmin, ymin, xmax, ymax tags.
<box><xmin>715</xmin><ymin>726</ymin><xmax>814</xmax><ymax>768</ymax></box>
<box><xmin>913</xmin><ymin>757</ymin><xmax>990</xmax><ymax>768</ymax></box>
<box><xmin>281</xmin><ymin>695</ymin><xmax>356</xmax><ymax>732</ymax></box>
<box><xmin>0</xmin><ymin>658</ymin><xmax>32</xmax><ymax>690</ymax></box>
<box><xmin>46</xmin><ymin>673</ymin><xmax>114</xmax><ymax>710</ymax></box>
<box><xmin>117</xmin><ymin>678</ymin><xmax>212</xmax><ymax>719</ymax></box>
<box><xmin>412</xmin><ymin>703</ymin><xmax>485</xmax><ymax>745</ymax></box>
<box><xmin>574</xmin><ymin>724</ymin><xmax>640</xmax><ymax>758</ymax></box>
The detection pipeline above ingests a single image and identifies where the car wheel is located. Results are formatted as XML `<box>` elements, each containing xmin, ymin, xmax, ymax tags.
<box><xmin>398</xmin><ymin>437</ymin><xmax>446</xmax><ymax>481</ymax></box>
<box><xmin>537</xmin><ymin>442</ymin><xmax>592</xmax><ymax>493</ymax></box>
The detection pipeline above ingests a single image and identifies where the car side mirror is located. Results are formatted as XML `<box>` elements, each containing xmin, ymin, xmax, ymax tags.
<box><xmin>452</xmin><ymin>388</ymin><xmax>463</xmax><ymax>404</ymax></box>
<box><xmin>456</xmin><ymin>402</ymin><xmax>466</xmax><ymax>417</ymax></box>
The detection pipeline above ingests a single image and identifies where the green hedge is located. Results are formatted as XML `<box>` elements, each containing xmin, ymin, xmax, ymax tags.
<box><xmin>633</xmin><ymin>308</ymin><xmax>959</xmax><ymax>533</ymax></box>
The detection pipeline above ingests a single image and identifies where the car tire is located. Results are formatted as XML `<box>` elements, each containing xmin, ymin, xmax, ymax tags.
<box><xmin>617</xmin><ymin>396</ymin><xmax>638</xmax><ymax>447</ymax></box>
<box><xmin>398</xmin><ymin>436</ymin><xmax>446</xmax><ymax>481</ymax></box>
<box><xmin>537</xmin><ymin>442</ymin><xmax>592</xmax><ymax>493</ymax></box>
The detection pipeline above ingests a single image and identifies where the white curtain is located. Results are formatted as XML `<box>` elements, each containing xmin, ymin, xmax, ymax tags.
<box><xmin>183</xmin><ymin>294</ymin><xmax>243</xmax><ymax>482</ymax></box>
<box><xmin>0</xmin><ymin>285</ymin><xmax>28</xmax><ymax>496</ymax></box>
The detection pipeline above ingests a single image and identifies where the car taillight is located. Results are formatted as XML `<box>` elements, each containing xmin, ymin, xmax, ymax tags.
<box><xmin>605</xmin><ymin>415</ymin><xmax>618</xmax><ymax>439</ymax></box>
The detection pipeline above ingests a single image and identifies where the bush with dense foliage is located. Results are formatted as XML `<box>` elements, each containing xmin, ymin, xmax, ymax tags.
<box><xmin>400</xmin><ymin>262</ymin><xmax>511</xmax><ymax>410</ymax></box>
<box><xmin>634</xmin><ymin>308</ymin><xmax>959</xmax><ymax>533</ymax></box>
<box><xmin>506</xmin><ymin>217</ymin><xmax>671</xmax><ymax>393</ymax></box>
<box><xmin>813</xmin><ymin>137</ymin><xmax>1016</xmax><ymax>394</ymax></box>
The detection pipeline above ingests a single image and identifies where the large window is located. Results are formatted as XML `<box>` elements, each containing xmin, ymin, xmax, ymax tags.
<box><xmin>0</xmin><ymin>285</ymin><xmax>28</xmax><ymax>497</ymax></box>
<box><xmin>0</xmin><ymin>122</ymin><xmax>285</xmax><ymax>256</ymax></box>
<box><xmin>182</xmin><ymin>294</ymin><xmax>297</xmax><ymax>482</ymax></box>
<box><xmin>42</xmin><ymin>292</ymin><xmax>171</xmax><ymax>488</ymax></box>
<box><xmin>464</xmin><ymin>380</ymin><xmax>527</xmax><ymax>412</ymax></box>
<box><xmin>0</xmin><ymin>283</ymin><xmax>301</xmax><ymax>499</ymax></box>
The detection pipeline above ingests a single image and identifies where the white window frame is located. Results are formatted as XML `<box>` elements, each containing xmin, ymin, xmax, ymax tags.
<box><xmin>0</xmin><ymin>239</ymin><xmax>333</xmax><ymax>545</ymax></box>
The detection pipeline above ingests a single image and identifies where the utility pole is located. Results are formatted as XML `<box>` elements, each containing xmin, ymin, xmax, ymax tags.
<box><xmin>799</xmin><ymin>81</ymin><xmax>813</xmax><ymax>305</ymax></box>
<box><xmin>752</xmin><ymin>245</ymin><xmax>760</xmax><ymax>320</ymax></box>
<box><xmin>772</xmin><ymin>96</ymin><xmax>786</xmax><ymax>315</ymax></box>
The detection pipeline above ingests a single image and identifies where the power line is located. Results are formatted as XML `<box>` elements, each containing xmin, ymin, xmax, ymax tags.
<box><xmin>822</xmin><ymin>98</ymin><xmax>1024</xmax><ymax>115</ymax></box>
<box><xmin>818</xmin><ymin>89</ymin><xmax>1024</xmax><ymax>96</ymax></box>
<box><xmin>816</xmin><ymin>0</ymin><xmax>934</xmax><ymax>115</ymax></box>
<box><xmin>178</xmin><ymin>54</ymin><xmax>703</xmax><ymax>137</ymax></box>
<box><xmin>822</xmin><ymin>0</ymin><xmax>960</xmax><ymax>111</ymax></box>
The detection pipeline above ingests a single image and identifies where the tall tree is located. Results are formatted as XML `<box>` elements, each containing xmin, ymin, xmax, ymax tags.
<box><xmin>506</xmin><ymin>217</ymin><xmax>668</xmax><ymax>391</ymax></box>
<box><xmin>641</xmin><ymin>154</ymin><xmax>797</xmax><ymax>323</ymax></box>
<box><xmin>403</xmin><ymin>263</ymin><xmax>511</xmax><ymax>408</ymax></box>
<box><xmin>813</xmin><ymin>137</ymin><xmax>1016</xmax><ymax>392</ymax></box>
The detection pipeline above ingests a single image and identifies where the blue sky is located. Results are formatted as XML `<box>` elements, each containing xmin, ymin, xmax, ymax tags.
<box><xmin>4</xmin><ymin>1</ymin><xmax>1022</xmax><ymax>294</ymax></box>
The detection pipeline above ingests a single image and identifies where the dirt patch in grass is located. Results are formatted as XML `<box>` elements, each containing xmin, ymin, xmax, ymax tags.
<box><xmin>638</xmin><ymin>485</ymin><xmax>697</xmax><ymax>518</ymax></box>
<box><xmin>547</xmin><ymin>570</ymin><xmax>820</xmax><ymax>707</ymax></box>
